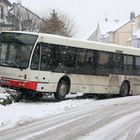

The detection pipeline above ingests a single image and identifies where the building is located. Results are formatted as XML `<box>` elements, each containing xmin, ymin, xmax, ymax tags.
<box><xmin>0</xmin><ymin>0</ymin><xmax>12</xmax><ymax>31</ymax></box>
<box><xmin>88</xmin><ymin>13</ymin><xmax>140</xmax><ymax>48</ymax></box>
<box><xmin>9</xmin><ymin>2</ymin><xmax>44</xmax><ymax>32</ymax></box>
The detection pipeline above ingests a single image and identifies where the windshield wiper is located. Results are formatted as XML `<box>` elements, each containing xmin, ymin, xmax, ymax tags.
<box><xmin>0</xmin><ymin>60</ymin><xmax>23</xmax><ymax>70</ymax></box>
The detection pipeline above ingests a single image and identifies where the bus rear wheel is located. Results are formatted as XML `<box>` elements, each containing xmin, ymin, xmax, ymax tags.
<box><xmin>54</xmin><ymin>80</ymin><xmax>69</xmax><ymax>101</ymax></box>
<box><xmin>119</xmin><ymin>81</ymin><xmax>130</xmax><ymax>97</ymax></box>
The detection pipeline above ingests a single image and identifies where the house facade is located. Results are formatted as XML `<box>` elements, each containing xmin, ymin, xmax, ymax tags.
<box><xmin>9</xmin><ymin>2</ymin><xmax>44</xmax><ymax>32</ymax></box>
<box><xmin>88</xmin><ymin>13</ymin><xmax>140</xmax><ymax>48</ymax></box>
<box><xmin>0</xmin><ymin>0</ymin><xmax>12</xmax><ymax>31</ymax></box>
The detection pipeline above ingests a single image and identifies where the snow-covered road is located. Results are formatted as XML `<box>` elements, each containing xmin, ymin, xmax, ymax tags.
<box><xmin>1</xmin><ymin>93</ymin><xmax>140</xmax><ymax>140</ymax></box>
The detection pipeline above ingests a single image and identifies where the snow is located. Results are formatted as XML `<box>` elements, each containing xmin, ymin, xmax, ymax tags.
<box><xmin>0</xmin><ymin>100</ymin><xmax>92</xmax><ymax>131</ymax></box>
<box><xmin>0</xmin><ymin>87</ymin><xmax>9</xmax><ymax>101</ymax></box>
<box><xmin>0</xmin><ymin>99</ymin><xmax>95</xmax><ymax>131</ymax></box>
<box><xmin>0</xmin><ymin>87</ymin><xmax>93</xmax><ymax>132</ymax></box>
<box><xmin>1</xmin><ymin>86</ymin><xmax>140</xmax><ymax>140</ymax></box>
<box><xmin>78</xmin><ymin>111</ymin><xmax>140</xmax><ymax>140</ymax></box>
<box><xmin>99</xmin><ymin>19</ymin><xmax>128</xmax><ymax>35</ymax></box>
<box><xmin>88</xmin><ymin>19</ymin><xmax>128</xmax><ymax>41</ymax></box>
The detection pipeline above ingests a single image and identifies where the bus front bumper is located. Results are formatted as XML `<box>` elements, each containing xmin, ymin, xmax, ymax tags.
<box><xmin>0</xmin><ymin>77</ymin><xmax>38</xmax><ymax>91</ymax></box>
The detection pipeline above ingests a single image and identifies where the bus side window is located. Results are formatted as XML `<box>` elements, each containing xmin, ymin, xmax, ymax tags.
<box><xmin>123</xmin><ymin>55</ymin><xmax>134</xmax><ymax>75</ymax></box>
<box><xmin>30</xmin><ymin>43</ymin><xmax>41</xmax><ymax>70</ymax></box>
<box><xmin>84</xmin><ymin>49</ymin><xmax>97</xmax><ymax>74</ymax></box>
<box><xmin>85</xmin><ymin>50</ymin><xmax>93</xmax><ymax>65</ymax></box>
<box><xmin>58</xmin><ymin>45</ymin><xmax>67</xmax><ymax>69</ymax></box>
<box><xmin>65</xmin><ymin>47</ymin><xmax>76</xmax><ymax>73</ymax></box>
<box><xmin>96</xmin><ymin>52</ymin><xmax>110</xmax><ymax>76</ymax></box>
<box><xmin>51</xmin><ymin>45</ymin><xmax>60</xmax><ymax>70</ymax></box>
<box><xmin>111</xmin><ymin>53</ymin><xmax>123</xmax><ymax>74</ymax></box>
<box><xmin>40</xmin><ymin>43</ymin><xmax>54</xmax><ymax>71</ymax></box>
<box><xmin>58</xmin><ymin>45</ymin><xmax>76</xmax><ymax>73</ymax></box>
<box><xmin>63</xmin><ymin>46</ymin><xmax>76</xmax><ymax>70</ymax></box>
<box><xmin>135</xmin><ymin>56</ymin><xmax>140</xmax><ymax>75</ymax></box>
<box><xmin>75</xmin><ymin>48</ymin><xmax>86</xmax><ymax>74</ymax></box>
<box><xmin>68</xmin><ymin>47</ymin><xmax>76</xmax><ymax>67</ymax></box>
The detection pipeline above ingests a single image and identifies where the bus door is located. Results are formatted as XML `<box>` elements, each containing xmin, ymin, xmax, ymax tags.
<box><xmin>31</xmin><ymin>42</ymin><xmax>59</xmax><ymax>81</ymax></box>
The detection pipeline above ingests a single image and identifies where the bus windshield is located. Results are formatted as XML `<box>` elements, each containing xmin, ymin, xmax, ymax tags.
<box><xmin>0</xmin><ymin>33</ymin><xmax>38</xmax><ymax>69</ymax></box>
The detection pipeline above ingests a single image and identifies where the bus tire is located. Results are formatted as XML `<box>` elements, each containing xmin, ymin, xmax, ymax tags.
<box><xmin>119</xmin><ymin>81</ymin><xmax>130</xmax><ymax>97</ymax></box>
<box><xmin>54</xmin><ymin>80</ymin><xmax>69</xmax><ymax>101</ymax></box>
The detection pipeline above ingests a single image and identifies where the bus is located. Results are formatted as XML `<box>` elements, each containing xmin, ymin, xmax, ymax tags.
<box><xmin>0</xmin><ymin>31</ymin><xmax>140</xmax><ymax>100</ymax></box>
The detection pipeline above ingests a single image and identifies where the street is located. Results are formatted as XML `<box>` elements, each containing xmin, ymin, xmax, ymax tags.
<box><xmin>1</xmin><ymin>95</ymin><xmax>140</xmax><ymax>140</ymax></box>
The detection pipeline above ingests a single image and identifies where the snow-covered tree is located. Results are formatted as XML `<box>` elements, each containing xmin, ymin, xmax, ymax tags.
<box><xmin>40</xmin><ymin>9</ymin><xmax>75</xmax><ymax>37</ymax></box>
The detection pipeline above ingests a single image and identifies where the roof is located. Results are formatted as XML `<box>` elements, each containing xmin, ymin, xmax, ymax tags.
<box><xmin>9</xmin><ymin>3</ymin><xmax>45</xmax><ymax>21</ymax></box>
<box><xmin>99</xmin><ymin>19</ymin><xmax>128</xmax><ymax>35</ymax></box>
<box><xmin>88</xmin><ymin>23</ymin><xmax>100</xmax><ymax>40</ymax></box>
<box><xmin>88</xmin><ymin>28</ymin><xmax>98</xmax><ymax>40</ymax></box>
<box><xmin>90</xmin><ymin>15</ymin><xmax>140</xmax><ymax>38</ymax></box>
<box><xmin>0</xmin><ymin>0</ymin><xmax>12</xmax><ymax>6</ymax></box>
<box><xmin>88</xmin><ymin>19</ymin><xmax>128</xmax><ymax>40</ymax></box>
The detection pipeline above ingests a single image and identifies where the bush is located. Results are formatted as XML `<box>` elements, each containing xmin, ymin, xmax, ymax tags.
<box><xmin>0</xmin><ymin>96</ymin><xmax>13</xmax><ymax>106</ymax></box>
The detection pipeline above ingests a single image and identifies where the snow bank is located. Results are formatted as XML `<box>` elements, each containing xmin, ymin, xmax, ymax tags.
<box><xmin>0</xmin><ymin>87</ymin><xmax>10</xmax><ymax>102</ymax></box>
<box><xmin>0</xmin><ymin>86</ymin><xmax>92</xmax><ymax>131</ymax></box>
<box><xmin>0</xmin><ymin>87</ymin><xmax>7</xmax><ymax>97</ymax></box>
<box><xmin>0</xmin><ymin>98</ymin><xmax>93</xmax><ymax>132</ymax></box>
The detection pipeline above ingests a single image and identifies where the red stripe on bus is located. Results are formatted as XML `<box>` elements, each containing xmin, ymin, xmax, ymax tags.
<box><xmin>0</xmin><ymin>77</ymin><xmax>38</xmax><ymax>91</ymax></box>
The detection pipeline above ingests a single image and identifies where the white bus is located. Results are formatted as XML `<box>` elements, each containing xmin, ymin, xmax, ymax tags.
<box><xmin>0</xmin><ymin>31</ymin><xmax>140</xmax><ymax>100</ymax></box>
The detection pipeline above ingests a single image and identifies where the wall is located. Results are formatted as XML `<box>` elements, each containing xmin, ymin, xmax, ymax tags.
<box><xmin>114</xmin><ymin>22</ymin><xmax>132</xmax><ymax>46</ymax></box>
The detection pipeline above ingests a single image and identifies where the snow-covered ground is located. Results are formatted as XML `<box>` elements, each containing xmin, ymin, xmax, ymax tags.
<box><xmin>0</xmin><ymin>99</ymin><xmax>93</xmax><ymax>132</ymax></box>
<box><xmin>0</xmin><ymin>87</ymin><xmax>91</xmax><ymax>132</ymax></box>
<box><xmin>1</xmin><ymin>86</ymin><xmax>140</xmax><ymax>140</ymax></box>
<box><xmin>77</xmin><ymin>98</ymin><xmax>140</xmax><ymax>140</ymax></box>
<box><xmin>0</xmin><ymin>87</ymin><xmax>9</xmax><ymax>101</ymax></box>
<box><xmin>78</xmin><ymin>111</ymin><xmax>140</xmax><ymax>140</ymax></box>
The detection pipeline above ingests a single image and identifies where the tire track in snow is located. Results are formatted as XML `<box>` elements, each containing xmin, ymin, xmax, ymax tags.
<box><xmin>80</xmin><ymin>110</ymin><xmax>140</xmax><ymax>140</ymax></box>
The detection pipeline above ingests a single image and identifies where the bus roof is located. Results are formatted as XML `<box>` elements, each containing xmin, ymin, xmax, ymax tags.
<box><xmin>2</xmin><ymin>31</ymin><xmax>140</xmax><ymax>56</ymax></box>
<box><xmin>39</xmin><ymin>32</ymin><xmax>140</xmax><ymax>57</ymax></box>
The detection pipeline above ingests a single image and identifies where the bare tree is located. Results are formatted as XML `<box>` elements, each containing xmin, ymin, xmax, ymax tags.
<box><xmin>40</xmin><ymin>9</ymin><xmax>75</xmax><ymax>37</ymax></box>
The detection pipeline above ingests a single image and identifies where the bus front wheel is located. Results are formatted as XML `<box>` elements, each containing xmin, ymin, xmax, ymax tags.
<box><xmin>54</xmin><ymin>80</ymin><xmax>69</xmax><ymax>101</ymax></box>
<box><xmin>119</xmin><ymin>81</ymin><xmax>130</xmax><ymax>97</ymax></box>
